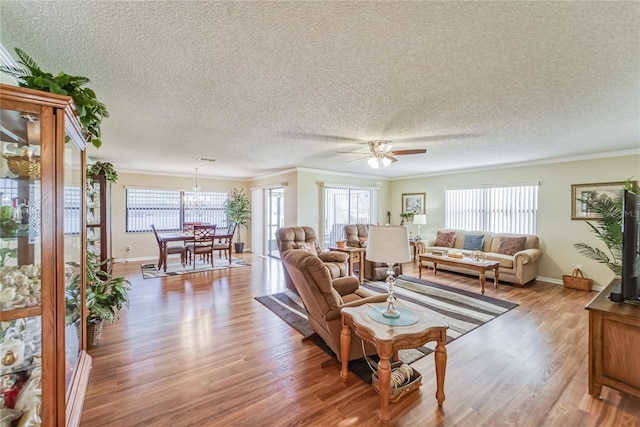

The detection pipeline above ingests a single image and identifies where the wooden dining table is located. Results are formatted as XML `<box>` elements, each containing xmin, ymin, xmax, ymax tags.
<box><xmin>156</xmin><ymin>229</ymin><xmax>234</xmax><ymax>272</ymax></box>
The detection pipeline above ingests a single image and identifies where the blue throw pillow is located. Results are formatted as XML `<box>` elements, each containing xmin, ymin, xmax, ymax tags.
<box><xmin>463</xmin><ymin>234</ymin><xmax>484</xmax><ymax>251</ymax></box>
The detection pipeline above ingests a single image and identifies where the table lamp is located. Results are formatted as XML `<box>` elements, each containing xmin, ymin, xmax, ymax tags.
<box><xmin>366</xmin><ymin>225</ymin><xmax>412</xmax><ymax>318</ymax></box>
<box><xmin>412</xmin><ymin>214</ymin><xmax>427</xmax><ymax>240</ymax></box>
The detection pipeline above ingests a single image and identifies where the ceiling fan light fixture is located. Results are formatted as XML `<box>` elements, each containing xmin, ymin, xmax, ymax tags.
<box><xmin>380</xmin><ymin>156</ymin><xmax>392</xmax><ymax>167</ymax></box>
<box><xmin>368</xmin><ymin>157</ymin><xmax>380</xmax><ymax>168</ymax></box>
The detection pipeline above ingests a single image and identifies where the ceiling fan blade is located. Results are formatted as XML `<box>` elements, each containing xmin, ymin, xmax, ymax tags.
<box><xmin>345</xmin><ymin>155</ymin><xmax>371</xmax><ymax>164</ymax></box>
<box><xmin>391</xmin><ymin>149</ymin><xmax>427</xmax><ymax>156</ymax></box>
<box><xmin>384</xmin><ymin>155</ymin><xmax>398</xmax><ymax>163</ymax></box>
<box><xmin>336</xmin><ymin>150</ymin><xmax>369</xmax><ymax>154</ymax></box>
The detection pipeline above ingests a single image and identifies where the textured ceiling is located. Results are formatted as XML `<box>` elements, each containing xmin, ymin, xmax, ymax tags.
<box><xmin>1</xmin><ymin>1</ymin><xmax>638</xmax><ymax>180</ymax></box>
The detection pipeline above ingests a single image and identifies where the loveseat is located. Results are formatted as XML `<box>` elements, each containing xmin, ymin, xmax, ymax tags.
<box><xmin>415</xmin><ymin>229</ymin><xmax>542</xmax><ymax>285</ymax></box>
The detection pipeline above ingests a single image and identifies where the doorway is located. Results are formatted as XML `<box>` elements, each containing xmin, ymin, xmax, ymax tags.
<box><xmin>267</xmin><ymin>187</ymin><xmax>284</xmax><ymax>257</ymax></box>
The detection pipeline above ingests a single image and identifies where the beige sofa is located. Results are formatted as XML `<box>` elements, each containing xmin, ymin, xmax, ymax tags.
<box><xmin>415</xmin><ymin>229</ymin><xmax>542</xmax><ymax>285</ymax></box>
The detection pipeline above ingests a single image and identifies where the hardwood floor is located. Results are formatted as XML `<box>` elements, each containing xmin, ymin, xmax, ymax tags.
<box><xmin>80</xmin><ymin>254</ymin><xmax>640</xmax><ymax>427</ymax></box>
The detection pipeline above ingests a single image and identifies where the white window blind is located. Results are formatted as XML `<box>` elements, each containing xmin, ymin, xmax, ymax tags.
<box><xmin>445</xmin><ymin>183</ymin><xmax>538</xmax><ymax>234</ymax></box>
<box><xmin>125</xmin><ymin>188</ymin><xmax>229</xmax><ymax>232</ymax></box>
<box><xmin>323</xmin><ymin>185</ymin><xmax>377</xmax><ymax>247</ymax></box>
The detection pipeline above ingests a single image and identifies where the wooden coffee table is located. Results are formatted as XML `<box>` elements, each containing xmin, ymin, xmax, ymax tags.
<box><xmin>340</xmin><ymin>301</ymin><xmax>448</xmax><ymax>426</ymax></box>
<box><xmin>418</xmin><ymin>253</ymin><xmax>500</xmax><ymax>294</ymax></box>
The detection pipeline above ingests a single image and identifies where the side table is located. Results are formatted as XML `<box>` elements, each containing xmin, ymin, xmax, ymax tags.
<box><xmin>340</xmin><ymin>301</ymin><xmax>449</xmax><ymax>426</ymax></box>
<box><xmin>328</xmin><ymin>246</ymin><xmax>366</xmax><ymax>284</ymax></box>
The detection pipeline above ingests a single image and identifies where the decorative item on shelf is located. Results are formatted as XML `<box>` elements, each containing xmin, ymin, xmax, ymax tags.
<box><xmin>225</xmin><ymin>188</ymin><xmax>251</xmax><ymax>253</ymax></box>
<box><xmin>3</xmin><ymin>149</ymin><xmax>40</xmax><ymax>179</ymax></box>
<box><xmin>412</xmin><ymin>214</ymin><xmax>427</xmax><ymax>240</ymax></box>
<box><xmin>336</xmin><ymin>240</ymin><xmax>346</xmax><ymax>249</ymax></box>
<box><xmin>366</xmin><ymin>225</ymin><xmax>412</xmax><ymax>319</ymax></box>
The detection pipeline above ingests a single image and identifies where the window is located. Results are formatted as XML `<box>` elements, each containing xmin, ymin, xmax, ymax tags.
<box><xmin>445</xmin><ymin>183</ymin><xmax>538</xmax><ymax>234</ymax></box>
<box><xmin>323</xmin><ymin>185</ymin><xmax>377</xmax><ymax>247</ymax></box>
<box><xmin>126</xmin><ymin>188</ymin><xmax>229</xmax><ymax>232</ymax></box>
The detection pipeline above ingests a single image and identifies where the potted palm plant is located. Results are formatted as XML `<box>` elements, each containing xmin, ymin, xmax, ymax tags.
<box><xmin>573</xmin><ymin>179</ymin><xmax>639</xmax><ymax>278</ymax></box>
<box><xmin>225</xmin><ymin>188</ymin><xmax>251</xmax><ymax>253</ymax></box>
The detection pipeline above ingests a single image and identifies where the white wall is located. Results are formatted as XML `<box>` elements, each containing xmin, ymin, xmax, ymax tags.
<box><xmin>390</xmin><ymin>153</ymin><xmax>640</xmax><ymax>286</ymax></box>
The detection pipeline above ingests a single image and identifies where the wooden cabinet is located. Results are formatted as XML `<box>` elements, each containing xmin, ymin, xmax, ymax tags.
<box><xmin>0</xmin><ymin>84</ymin><xmax>91</xmax><ymax>426</ymax></box>
<box><xmin>586</xmin><ymin>279</ymin><xmax>640</xmax><ymax>399</ymax></box>
<box><xmin>86</xmin><ymin>172</ymin><xmax>111</xmax><ymax>272</ymax></box>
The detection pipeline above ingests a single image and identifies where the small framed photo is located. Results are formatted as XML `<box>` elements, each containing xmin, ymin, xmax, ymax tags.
<box><xmin>402</xmin><ymin>193</ymin><xmax>425</xmax><ymax>215</ymax></box>
<box><xmin>571</xmin><ymin>181</ymin><xmax>634</xmax><ymax>220</ymax></box>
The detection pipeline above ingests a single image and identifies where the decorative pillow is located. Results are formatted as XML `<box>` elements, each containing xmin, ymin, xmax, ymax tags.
<box><xmin>434</xmin><ymin>231</ymin><xmax>456</xmax><ymax>248</ymax></box>
<box><xmin>359</xmin><ymin>237</ymin><xmax>367</xmax><ymax>248</ymax></box>
<box><xmin>463</xmin><ymin>234</ymin><xmax>484</xmax><ymax>251</ymax></box>
<box><xmin>296</xmin><ymin>242</ymin><xmax>318</xmax><ymax>256</ymax></box>
<box><xmin>497</xmin><ymin>236</ymin><xmax>526</xmax><ymax>256</ymax></box>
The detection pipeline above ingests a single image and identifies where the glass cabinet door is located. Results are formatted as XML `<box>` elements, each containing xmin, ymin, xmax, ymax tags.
<box><xmin>63</xmin><ymin>138</ymin><xmax>83</xmax><ymax>390</ymax></box>
<box><xmin>0</xmin><ymin>107</ymin><xmax>44</xmax><ymax>425</ymax></box>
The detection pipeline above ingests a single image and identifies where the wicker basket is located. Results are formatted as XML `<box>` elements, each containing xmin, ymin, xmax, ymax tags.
<box><xmin>3</xmin><ymin>150</ymin><xmax>41</xmax><ymax>179</ymax></box>
<box><xmin>562</xmin><ymin>268</ymin><xmax>593</xmax><ymax>291</ymax></box>
<box><xmin>87</xmin><ymin>320</ymin><xmax>104</xmax><ymax>346</ymax></box>
<box><xmin>371</xmin><ymin>361</ymin><xmax>422</xmax><ymax>403</ymax></box>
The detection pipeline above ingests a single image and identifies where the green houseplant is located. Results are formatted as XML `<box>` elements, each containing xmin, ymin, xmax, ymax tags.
<box><xmin>399</xmin><ymin>212</ymin><xmax>414</xmax><ymax>226</ymax></box>
<box><xmin>85</xmin><ymin>251</ymin><xmax>131</xmax><ymax>345</ymax></box>
<box><xmin>0</xmin><ymin>48</ymin><xmax>109</xmax><ymax>148</ymax></box>
<box><xmin>87</xmin><ymin>161</ymin><xmax>118</xmax><ymax>183</ymax></box>
<box><xmin>225</xmin><ymin>188</ymin><xmax>251</xmax><ymax>253</ymax></box>
<box><xmin>573</xmin><ymin>179</ymin><xmax>639</xmax><ymax>278</ymax></box>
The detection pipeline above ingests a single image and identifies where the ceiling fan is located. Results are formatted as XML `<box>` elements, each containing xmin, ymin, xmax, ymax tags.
<box><xmin>338</xmin><ymin>140</ymin><xmax>427</xmax><ymax>168</ymax></box>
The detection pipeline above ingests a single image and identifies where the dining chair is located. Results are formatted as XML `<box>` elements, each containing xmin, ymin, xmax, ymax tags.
<box><xmin>185</xmin><ymin>224</ymin><xmax>216</xmax><ymax>268</ymax></box>
<box><xmin>151</xmin><ymin>224</ymin><xmax>186</xmax><ymax>269</ymax></box>
<box><xmin>213</xmin><ymin>222</ymin><xmax>236</xmax><ymax>265</ymax></box>
<box><xmin>183</xmin><ymin>221</ymin><xmax>203</xmax><ymax>233</ymax></box>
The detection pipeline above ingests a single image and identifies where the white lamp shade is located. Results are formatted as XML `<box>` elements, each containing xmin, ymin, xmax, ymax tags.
<box><xmin>368</xmin><ymin>157</ymin><xmax>380</xmax><ymax>168</ymax></box>
<box><xmin>413</xmin><ymin>214</ymin><xmax>427</xmax><ymax>225</ymax></box>
<box><xmin>366</xmin><ymin>225</ymin><xmax>412</xmax><ymax>263</ymax></box>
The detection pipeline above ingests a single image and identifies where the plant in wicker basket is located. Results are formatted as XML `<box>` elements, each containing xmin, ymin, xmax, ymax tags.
<box><xmin>85</xmin><ymin>251</ymin><xmax>131</xmax><ymax>344</ymax></box>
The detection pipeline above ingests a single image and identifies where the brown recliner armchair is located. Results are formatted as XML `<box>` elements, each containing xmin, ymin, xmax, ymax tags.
<box><xmin>282</xmin><ymin>249</ymin><xmax>388</xmax><ymax>362</ymax></box>
<box><xmin>276</xmin><ymin>226</ymin><xmax>349</xmax><ymax>293</ymax></box>
<box><xmin>344</xmin><ymin>224</ymin><xmax>403</xmax><ymax>281</ymax></box>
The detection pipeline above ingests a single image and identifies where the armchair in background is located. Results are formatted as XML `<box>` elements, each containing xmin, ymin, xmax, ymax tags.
<box><xmin>276</xmin><ymin>226</ymin><xmax>349</xmax><ymax>293</ymax></box>
<box><xmin>344</xmin><ymin>224</ymin><xmax>403</xmax><ymax>281</ymax></box>
<box><xmin>282</xmin><ymin>249</ymin><xmax>387</xmax><ymax>362</ymax></box>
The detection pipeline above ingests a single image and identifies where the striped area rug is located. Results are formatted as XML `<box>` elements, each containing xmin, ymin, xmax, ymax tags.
<box><xmin>256</xmin><ymin>274</ymin><xmax>517</xmax><ymax>380</ymax></box>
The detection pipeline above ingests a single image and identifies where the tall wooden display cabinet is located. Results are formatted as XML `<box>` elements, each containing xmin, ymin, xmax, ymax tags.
<box><xmin>0</xmin><ymin>84</ymin><xmax>91</xmax><ymax>426</ymax></box>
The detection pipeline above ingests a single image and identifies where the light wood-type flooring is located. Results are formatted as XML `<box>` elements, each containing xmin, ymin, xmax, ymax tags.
<box><xmin>80</xmin><ymin>253</ymin><xmax>640</xmax><ymax>426</ymax></box>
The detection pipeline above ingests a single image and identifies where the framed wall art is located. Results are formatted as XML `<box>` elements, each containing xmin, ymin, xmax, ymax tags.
<box><xmin>571</xmin><ymin>181</ymin><xmax>635</xmax><ymax>220</ymax></box>
<box><xmin>401</xmin><ymin>193</ymin><xmax>425</xmax><ymax>215</ymax></box>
